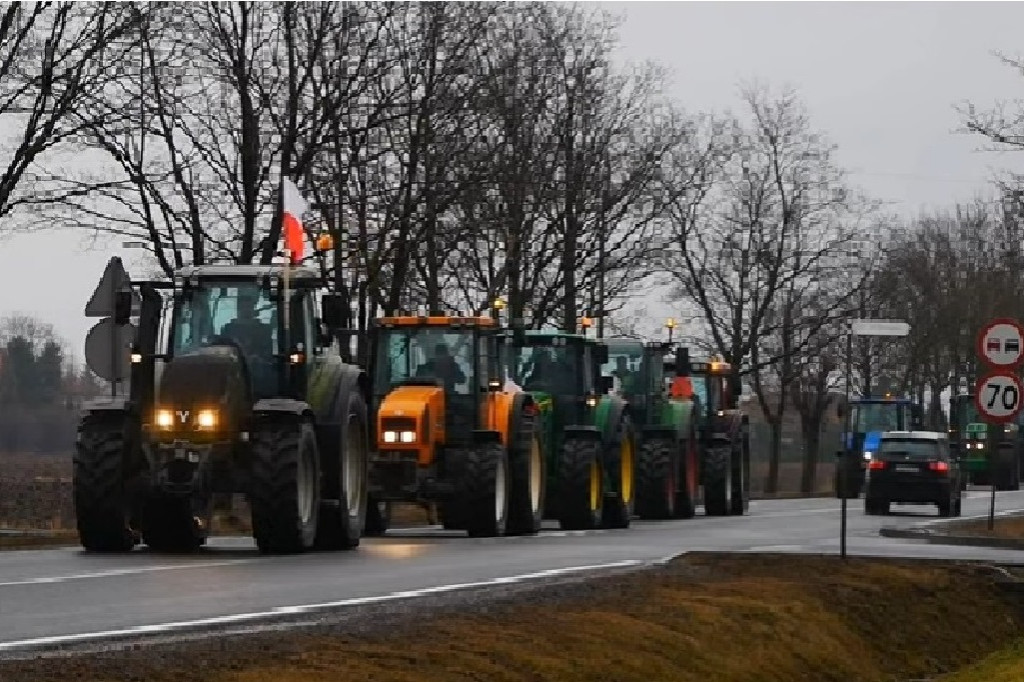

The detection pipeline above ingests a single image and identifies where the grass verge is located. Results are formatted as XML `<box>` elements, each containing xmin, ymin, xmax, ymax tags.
<box><xmin>3</xmin><ymin>553</ymin><xmax>1023</xmax><ymax>682</ymax></box>
<box><xmin>948</xmin><ymin>514</ymin><xmax>1024</xmax><ymax>539</ymax></box>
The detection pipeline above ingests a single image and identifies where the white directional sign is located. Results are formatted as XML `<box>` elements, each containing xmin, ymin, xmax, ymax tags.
<box><xmin>850</xmin><ymin>319</ymin><xmax>910</xmax><ymax>337</ymax></box>
<box><xmin>974</xmin><ymin>371</ymin><xmax>1024</xmax><ymax>424</ymax></box>
<box><xmin>977</xmin><ymin>317</ymin><xmax>1024</xmax><ymax>369</ymax></box>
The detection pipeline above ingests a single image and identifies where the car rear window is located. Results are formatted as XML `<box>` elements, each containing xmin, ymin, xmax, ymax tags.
<box><xmin>879</xmin><ymin>439</ymin><xmax>940</xmax><ymax>460</ymax></box>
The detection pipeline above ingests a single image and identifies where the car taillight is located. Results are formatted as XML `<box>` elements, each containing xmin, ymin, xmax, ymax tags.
<box><xmin>868</xmin><ymin>460</ymin><xmax>886</xmax><ymax>470</ymax></box>
<box><xmin>928</xmin><ymin>461</ymin><xmax>949</xmax><ymax>473</ymax></box>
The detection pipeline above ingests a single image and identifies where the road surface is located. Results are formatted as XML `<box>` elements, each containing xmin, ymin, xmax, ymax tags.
<box><xmin>2</xmin><ymin>490</ymin><xmax>1024</xmax><ymax>655</ymax></box>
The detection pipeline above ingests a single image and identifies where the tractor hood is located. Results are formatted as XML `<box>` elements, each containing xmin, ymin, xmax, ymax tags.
<box><xmin>154</xmin><ymin>343</ymin><xmax>252</xmax><ymax>436</ymax></box>
<box><xmin>377</xmin><ymin>384</ymin><xmax>446</xmax><ymax>447</ymax></box>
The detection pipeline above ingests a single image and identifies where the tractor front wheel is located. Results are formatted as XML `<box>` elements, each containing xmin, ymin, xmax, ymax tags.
<box><xmin>507</xmin><ymin>424</ymin><xmax>545</xmax><ymax>536</ymax></box>
<box><xmin>315</xmin><ymin>391</ymin><xmax>369</xmax><ymax>550</ymax></box>
<box><xmin>249</xmin><ymin>419</ymin><xmax>321</xmax><ymax>554</ymax></box>
<box><xmin>635</xmin><ymin>438</ymin><xmax>677</xmax><ymax>520</ymax></box>
<box><xmin>703</xmin><ymin>445</ymin><xmax>734</xmax><ymax>516</ymax></box>
<box><xmin>462</xmin><ymin>441</ymin><xmax>511</xmax><ymax>538</ymax></box>
<box><xmin>557</xmin><ymin>438</ymin><xmax>603</xmax><ymax>530</ymax></box>
<box><xmin>602</xmin><ymin>418</ymin><xmax>636</xmax><ymax>529</ymax></box>
<box><xmin>73</xmin><ymin>418</ymin><xmax>138</xmax><ymax>552</ymax></box>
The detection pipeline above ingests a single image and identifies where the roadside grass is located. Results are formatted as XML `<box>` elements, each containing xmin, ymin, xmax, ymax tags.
<box><xmin>4</xmin><ymin>554</ymin><xmax>1022</xmax><ymax>682</ymax></box>
<box><xmin>948</xmin><ymin>515</ymin><xmax>1024</xmax><ymax>539</ymax></box>
<box><xmin>943</xmin><ymin>639</ymin><xmax>1024</xmax><ymax>681</ymax></box>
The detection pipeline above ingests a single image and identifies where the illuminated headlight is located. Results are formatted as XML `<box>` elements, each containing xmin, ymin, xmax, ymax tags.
<box><xmin>383</xmin><ymin>430</ymin><xmax>398</xmax><ymax>443</ymax></box>
<box><xmin>862</xmin><ymin>450</ymin><xmax>873</xmax><ymax>461</ymax></box>
<box><xmin>155</xmin><ymin>409</ymin><xmax>174</xmax><ymax>429</ymax></box>
<box><xmin>586</xmin><ymin>396</ymin><xmax>598</xmax><ymax>407</ymax></box>
<box><xmin>399</xmin><ymin>430</ymin><xmax>416</xmax><ymax>443</ymax></box>
<box><xmin>196</xmin><ymin>409</ymin><xmax>217</xmax><ymax>429</ymax></box>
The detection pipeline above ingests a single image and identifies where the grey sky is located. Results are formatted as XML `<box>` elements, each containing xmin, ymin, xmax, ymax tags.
<box><xmin>3</xmin><ymin>1</ymin><xmax>1024</xmax><ymax>362</ymax></box>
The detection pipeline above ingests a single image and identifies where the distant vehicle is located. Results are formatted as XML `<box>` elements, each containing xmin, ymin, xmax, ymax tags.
<box><xmin>835</xmin><ymin>396</ymin><xmax>924</xmax><ymax>498</ymax></box>
<box><xmin>863</xmin><ymin>430</ymin><xmax>962</xmax><ymax>517</ymax></box>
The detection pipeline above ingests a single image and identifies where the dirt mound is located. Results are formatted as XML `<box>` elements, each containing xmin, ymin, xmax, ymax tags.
<box><xmin>3</xmin><ymin>553</ymin><xmax>1023</xmax><ymax>682</ymax></box>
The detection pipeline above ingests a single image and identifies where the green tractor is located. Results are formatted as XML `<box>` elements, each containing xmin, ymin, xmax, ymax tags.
<box><xmin>599</xmin><ymin>338</ymin><xmax>701</xmax><ymax>519</ymax></box>
<box><xmin>661</xmin><ymin>349</ymin><xmax>750</xmax><ymax>516</ymax></box>
<box><xmin>508</xmin><ymin>330</ymin><xmax>636</xmax><ymax>530</ymax></box>
<box><xmin>73</xmin><ymin>261</ymin><xmax>371</xmax><ymax>554</ymax></box>
<box><xmin>948</xmin><ymin>392</ymin><xmax>1022</xmax><ymax>490</ymax></box>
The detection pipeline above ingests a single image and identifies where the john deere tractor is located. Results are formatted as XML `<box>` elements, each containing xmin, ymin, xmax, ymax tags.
<box><xmin>600</xmin><ymin>338</ymin><xmax>700</xmax><ymax>519</ymax></box>
<box><xmin>662</xmin><ymin>349</ymin><xmax>750</xmax><ymax>516</ymax></box>
<box><xmin>364</xmin><ymin>315</ymin><xmax>543</xmax><ymax>538</ymax></box>
<box><xmin>73</xmin><ymin>263</ymin><xmax>371</xmax><ymax>554</ymax></box>
<box><xmin>949</xmin><ymin>391</ymin><xmax>1022</xmax><ymax>490</ymax></box>
<box><xmin>508</xmin><ymin>330</ymin><xmax>636</xmax><ymax>530</ymax></box>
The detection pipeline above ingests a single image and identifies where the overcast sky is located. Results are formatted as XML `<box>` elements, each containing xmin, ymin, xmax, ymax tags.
<box><xmin>3</xmin><ymin>0</ymin><xmax>1024</xmax><ymax>364</ymax></box>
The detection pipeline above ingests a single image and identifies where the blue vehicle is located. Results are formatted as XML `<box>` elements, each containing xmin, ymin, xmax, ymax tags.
<box><xmin>835</xmin><ymin>396</ymin><xmax>924</xmax><ymax>498</ymax></box>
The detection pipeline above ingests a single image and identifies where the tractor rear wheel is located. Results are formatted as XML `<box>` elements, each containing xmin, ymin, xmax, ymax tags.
<box><xmin>703</xmin><ymin>445</ymin><xmax>733</xmax><ymax>516</ymax></box>
<box><xmin>73</xmin><ymin>418</ymin><xmax>137</xmax><ymax>552</ymax></box>
<box><xmin>507</xmin><ymin>421</ymin><xmax>545</xmax><ymax>536</ymax></box>
<box><xmin>249</xmin><ymin>418</ymin><xmax>321</xmax><ymax>554</ymax></box>
<box><xmin>730</xmin><ymin>438</ymin><xmax>749</xmax><ymax>515</ymax></box>
<box><xmin>557</xmin><ymin>438</ymin><xmax>603</xmax><ymax>530</ymax></box>
<box><xmin>463</xmin><ymin>441</ymin><xmax>510</xmax><ymax>538</ymax></box>
<box><xmin>635</xmin><ymin>438</ymin><xmax>677</xmax><ymax>520</ymax></box>
<box><xmin>602</xmin><ymin>417</ymin><xmax>636</xmax><ymax>529</ymax></box>
<box><xmin>315</xmin><ymin>391</ymin><xmax>369</xmax><ymax>550</ymax></box>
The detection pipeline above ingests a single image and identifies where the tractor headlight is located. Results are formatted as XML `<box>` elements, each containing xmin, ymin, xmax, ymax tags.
<box><xmin>155</xmin><ymin>409</ymin><xmax>174</xmax><ymax>429</ymax></box>
<box><xmin>196</xmin><ymin>409</ymin><xmax>218</xmax><ymax>429</ymax></box>
<box><xmin>399</xmin><ymin>430</ymin><xmax>416</xmax><ymax>443</ymax></box>
<box><xmin>383</xmin><ymin>430</ymin><xmax>398</xmax><ymax>443</ymax></box>
<box><xmin>862</xmin><ymin>450</ymin><xmax>873</xmax><ymax>461</ymax></box>
<box><xmin>585</xmin><ymin>396</ymin><xmax>598</xmax><ymax>407</ymax></box>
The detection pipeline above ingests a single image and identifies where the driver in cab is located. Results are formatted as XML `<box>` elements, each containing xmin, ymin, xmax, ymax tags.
<box><xmin>416</xmin><ymin>342</ymin><xmax>467</xmax><ymax>391</ymax></box>
<box><xmin>220</xmin><ymin>290</ymin><xmax>273</xmax><ymax>358</ymax></box>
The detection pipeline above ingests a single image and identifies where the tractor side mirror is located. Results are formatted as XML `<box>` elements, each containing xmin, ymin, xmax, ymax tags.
<box><xmin>113</xmin><ymin>289</ymin><xmax>133</xmax><ymax>325</ymax></box>
<box><xmin>674</xmin><ymin>348</ymin><xmax>691</xmax><ymax>377</ymax></box>
<box><xmin>597</xmin><ymin>375</ymin><xmax>614</xmax><ymax>394</ymax></box>
<box><xmin>321</xmin><ymin>294</ymin><xmax>346</xmax><ymax>329</ymax></box>
<box><xmin>596</xmin><ymin>345</ymin><xmax>609</xmax><ymax>364</ymax></box>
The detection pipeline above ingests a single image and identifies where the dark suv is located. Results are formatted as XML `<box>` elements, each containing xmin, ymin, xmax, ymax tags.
<box><xmin>864</xmin><ymin>431</ymin><xmax>963</xmax><ymax>517</ymax></box>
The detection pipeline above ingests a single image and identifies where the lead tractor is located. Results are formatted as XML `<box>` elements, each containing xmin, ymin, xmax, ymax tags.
<box><xmin>73</xmin><ymin>263</ymin><xmax>372</xmax><ymax>555</ymax></box>
<box><xmin>508</xmin><ymin>330</ymin><xmax>636</xmax><ymax>530</ymax></box>
<box><xmin>600</xmin><ymin>338</ymin><xmax>700</xmax><ymax>519</ymax></box>
<box><xmin>363</xmin><ymin>315</ymin><xmax>543</xmax><ymax>538</ymax></box>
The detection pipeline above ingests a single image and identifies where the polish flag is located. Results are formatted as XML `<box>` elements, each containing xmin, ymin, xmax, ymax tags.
<box><xmin>282</xmin><ymin>177</ymin><xmax>307</xmax><ymax>265</ymax></box>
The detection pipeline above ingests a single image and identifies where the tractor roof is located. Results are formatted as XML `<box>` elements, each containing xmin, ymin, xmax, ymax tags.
<box><xmin>523</xmin><ymin>330</ymin><xmax>590</xmax><ymax>343</ymax></box>
<box><xmin>374</xmin><ymin>315</ymin><xmax>498</xmax><ymax>329</ymax></box>
<box><xmin>176</xmin><ymin>263</ymin><xmax>323</xmax><ymax>283</ymax></box>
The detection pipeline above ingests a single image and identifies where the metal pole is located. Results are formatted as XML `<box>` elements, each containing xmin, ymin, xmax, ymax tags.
<box><xmin>841</xmin><ymin>323</ymin><xmax>852</xmax><ymax>559</ymax></box>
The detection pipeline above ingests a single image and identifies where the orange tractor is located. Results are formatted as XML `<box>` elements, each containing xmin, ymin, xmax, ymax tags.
<box><xmin>363</xmin><ymin>315</ymin><xmax>544</xmax><ymax>537</ymax></box>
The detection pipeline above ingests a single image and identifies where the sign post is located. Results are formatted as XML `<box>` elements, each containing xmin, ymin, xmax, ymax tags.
<box><xmin>840</xmin><ymin>319</ymin><xmax>910</xmax><ymax>560</ymax></box>
<box><xmin>975</xmin><ymin>317</ymin><xmax>1024</xmax><ymax>530</ymax></box>
<box><xmin>83</xmin><ymin>257</ymin><xmax>139</xmax><ymax>396</ymax></box>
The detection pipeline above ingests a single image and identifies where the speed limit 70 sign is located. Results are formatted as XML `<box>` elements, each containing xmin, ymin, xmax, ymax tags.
<box><xmin>974</xmin><ymin>370</ymin><xmax>1024</xmax><ymax>424</ymax></box>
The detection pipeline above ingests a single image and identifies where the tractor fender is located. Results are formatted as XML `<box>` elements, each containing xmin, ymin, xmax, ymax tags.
<box><xmin>252</xmin><ymin>398</ymin><xmax>314</xmax><ymax>420</ymax></box>
<box><xmin>307</xmin><ymin>357</ymin><xmax>369</xmax><ymax>426</ymax></box>
<box><xmin>564</xmin><ymin>425</ymin><xmax>602</xmax><ymax>442</ymax></box>
<box><xmin>79</xmin><ymin>396</ymin><xmax>131</xmax><ymax>419</ymax></box>
<box><xmin>598</xmin><ymin>396</ymin><xmax>630</xmax><ymax>447</ymax></box>
<box><xmin>473</xmin><ymin>430</ymin><xmax>503</xmax><ymax>444</ymax></box>
<box><xmin>508</xmin><ymin>392</ymin><xmax>539</xmax><ymax>448</ymax></box>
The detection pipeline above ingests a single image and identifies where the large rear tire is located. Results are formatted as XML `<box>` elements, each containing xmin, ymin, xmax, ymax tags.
<box><xmin>602</xmin><ymin>417</ymin><xmax>636</xmax><ymax>529</ymax></box>
<box><xmin>730</xmin><ymin>437</ymin><xmax>749</xmax><ymax>515</ymax></box>
<box><xmin>703</xmin><ymin>445</ymin><xmax>733</xmax><ymax>516</ymax></box>
<box><xmin>315</xmin><ymin>391</ymin><xmax>369</xmax><ymax>550</ymax></box>
<box><xmin>557</xmin><ymin>438</ymin><xmax>603</xmax><ymax>530</ymax></box>
<box><xmin>73</xmin><ymin>418</ymin><xmax>137</xmax><ymax>553</ymax></box>
<box><xmin>507</xmin><ymin>418</ymin><xmax>545</xmax><ymax>536</ymax></box>
<box><xmin>250</xmin><ymin>419</ymin><xmax>321</xmax><ymax>554</ymax></box>
<box><xmin>463</xmin><ymin>441</ymin><xmax>510</xmax><ymax>538</ymax></box>
<box><xmin>635</xmin><ymin>438</ymin><xmax>678</xmax><ymax>520</ymax></box>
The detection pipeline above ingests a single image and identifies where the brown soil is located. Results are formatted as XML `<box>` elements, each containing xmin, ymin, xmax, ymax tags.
<box><xmin>3</xmin><ymin>553</ymin><xmax>1022</xmax><ymax>682</ymax></box>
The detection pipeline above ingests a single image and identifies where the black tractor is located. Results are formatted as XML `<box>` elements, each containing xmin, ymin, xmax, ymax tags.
<box><xmin>73</xmin><ymin>263</ymin><xmax>371</xmax><ymax>554</ymax></box>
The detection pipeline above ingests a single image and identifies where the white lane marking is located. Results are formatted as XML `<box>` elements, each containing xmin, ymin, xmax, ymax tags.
<box><xmin>0</xmin><ymin>559</ymin><xmax>262</xmax><ymax>588</ymax></box>
<box><xmin>0</xmin><ymin>559</ymin><xmax>643</xmax><ymax>652</ymax></box>
<box><xmin>745</xmin><ymin>544</ymin><xmax>804</xmax><ymax>551</ymax></box>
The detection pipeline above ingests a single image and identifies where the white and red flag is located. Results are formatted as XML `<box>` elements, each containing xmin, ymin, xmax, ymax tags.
<box><xmin>281</xmin><ymin>177</ymin><xmax>307</xmax><ymax>265</ymax></box>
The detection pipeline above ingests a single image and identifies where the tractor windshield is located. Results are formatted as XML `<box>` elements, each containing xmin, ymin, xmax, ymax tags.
<box><xmin>374</xmin><ymin>327</ymin><xmax>475</xmax><ymax>395</ymax></box>
<box><xmin>511</xmin><ymin>339</ymin><xmax>587</xmax><ymax>395</ymax></box>
<box><xmin>851</xmin><ymin>402</ymin><xmax>903</xmax><ymax>433</ymax></box>
<box><xmin>170</xmin><ymin>281</ymin><xmax>278</xmax><ymax>358</ymax></box>
<box><xmin>601</xmin><ymin>343</ymin><xmax>644</xmax><ymax>396</ymax></box>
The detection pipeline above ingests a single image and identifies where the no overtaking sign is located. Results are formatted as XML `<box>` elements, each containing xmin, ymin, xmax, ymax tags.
<box><xmin>977</xmin><ymin>317</ymin><xmax>1024</xmax><ymax>369</ymax></box>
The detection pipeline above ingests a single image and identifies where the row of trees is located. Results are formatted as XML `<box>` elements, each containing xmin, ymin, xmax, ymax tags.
<box><xmin>1</xmin><ymin>2</ymin><xmax>1019</xmax><ymax>490</ymax></box>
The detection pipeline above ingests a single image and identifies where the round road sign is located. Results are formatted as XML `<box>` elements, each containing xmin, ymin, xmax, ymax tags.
<box><xmin>977</xmin><ymin>317</ymin><xmax>1024</xmax><ymax>369</ymax></box>
<box><xmin>84</xmin><ymin>317</ymin><xmax>137</xmax><ymax>382</ymax></box>
<box><xmin>973</xmin><ymin>370</ymin><xmax>1024</xmax><ymax>424</ymax></box>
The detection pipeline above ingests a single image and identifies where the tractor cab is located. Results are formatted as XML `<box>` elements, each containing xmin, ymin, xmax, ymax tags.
<box><xmin>664</xmin><ymin>349</ymin><xmax>735</xmax><ymax>415</ymax></box>
<box><xmin>507</xmin><ymin>330</ymin><xmax>606</xmax><ymax>425</ymax></box>
<box><xmin>600</xmin><ymin>338</ymin><xmax>672</xmax><ymax>417</ymax></box>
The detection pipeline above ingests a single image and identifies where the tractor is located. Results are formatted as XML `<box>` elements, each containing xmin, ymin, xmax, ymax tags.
<box><xmin>362</xmin><ymin>314</ymin><xmax>543</xmax><ymax>538</ymax></box>
<box><xmin>600</xmin><ymin>338</ymin><xmax>700</xmax><ymax>519</ymax></box>
<box><xmin>662</xmin><ymin>349</ymin><xmax>750</xmax><ymax>516</ymax></box>
<box><xmin>73</xmin><ymin>262</ymin><xmax>371</xmax><ymax>554</ymax></box>
<box><xmin>507</xmin><ymin>329</ymin><xmax>636</xmax><ymax>530</ymax></box>
<box><xmin>948</xmin><ymin>391</ymin><xmax>1022</xmax><ymax>490</ymax></box>
<box><xmin>835</xmin><ymin>395</ymin><xmax>923</xmax><ymax>499</ymax></box>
